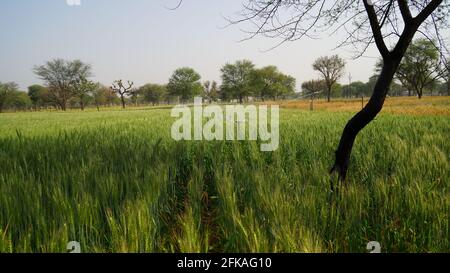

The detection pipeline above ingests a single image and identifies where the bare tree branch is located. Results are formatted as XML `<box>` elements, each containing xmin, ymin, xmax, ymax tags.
<box><xmin>364</xmin><ymin>0</ymin><xmax>391</xmax><ymax>58</ymax></box>
<box><xmin>415</xmin><ymin>0</ymin><xmax>444</xmax><ymax>24</ymax></box>
<box><xmin>398</xmin><ymin>0</ymin><xmax>413</xmax><ymax>22</ymax></box>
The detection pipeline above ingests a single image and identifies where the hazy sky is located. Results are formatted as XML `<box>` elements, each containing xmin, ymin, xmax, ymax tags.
<box><xmin>0</xmin><ymin>0</ymin><xmax>384</xmax><ymax>91</ymax></box>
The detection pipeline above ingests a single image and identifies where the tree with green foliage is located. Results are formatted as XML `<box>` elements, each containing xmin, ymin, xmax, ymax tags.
<box><xmin>390</xmin><ymin>82</ymin><xmax>406</xmax><ymax>97</ymax></box>
<box><xmin>331</xmin><ymin>83</ymin><xmax>343</xmax><ymax>98</ymax></box>
<box><xmin>140</xmin><ymin>83</ymin><xmax>167</xmax><ymax>105</ymax></box>
<box><xmin>252</xmin><ymin>66</ymin><xmax>296</xmax><ymax>101</ymax></box>
<box><xmin>7</xmin><ymin>91</ymin><xmax>32</xmax><ymax>111</ymax></box>
<box><xmin>342</xmin><ymin>81</ymin><xmax>371</xmax><ymax>98</ymax></box>
<box><xmin>129</xmin><ymin>88</ymin><xmax>141</xmax><ymax>107</ymax></box>
<box><xmin>0</xmin><ymin>82</ymin><xmax>18</xmax><ymax>112</ymax></box>
<box><xmin>391</xmin><ymin>39</ymin><xmax>441</xmax><ymax>99</ymax></box>
<box><xmin>92</xmin><ymin>85</ymin><xmax>115</xmax><ymax>111</ymax></box>
<box><xmin>313</xmin><ymin>55</ymin><xmax>346</xmax><ymax>103</ymax></box>
<box><xmin>220</xmin><ymin>60</ymin><xmax>255</xmax><ymax>103</ymax></box>
<box><xmin>202</xmin><ymin>81</ymin><xmax>220</xmax><ymax>103</ymax></box>
<box><xmin>351</xmin><ymin>82</ymin><xmax>367</xmax><ymax>98</ymax></box>
<box><xmin>167</xmin><ymin>67</ymin><xmax>202</xmax><ymax>103</ymax></box>
<box><xmin>33</xmin><ymin>59</ymin><xmax>92</xmax><ymax>111</ymax></box>
<box><xmin>0</xmin><ymin>82</ymin><xmax>21</xmax><ymax>113</ymax></box>
<box><xmin>27</xmin><ymin>85</ymin><xmax>49</xmax><ymax>110</ymax></box>
<box><xmin>72</xmin><ymin>77</ymin><xmax>98</xmax><ymax>110</ymax></box>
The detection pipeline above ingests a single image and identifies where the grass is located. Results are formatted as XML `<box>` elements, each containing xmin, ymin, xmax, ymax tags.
<box><xmin>0</xmin><ymin>100</ymin><xmax>448</xmax><ymax>253</ymax></box>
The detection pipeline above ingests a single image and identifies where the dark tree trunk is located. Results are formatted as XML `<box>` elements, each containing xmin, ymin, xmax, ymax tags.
<box><xmin>331</xmin><ymin>59</ymin><xmax>401</xmax><ymax>180</ymax></box>
<box><xmin>60</xmin><ymin>101</ymin><xmax>67</xmax><ymax>111</ymax></box>
<box><xmin>327</xmin><ymin>86</ymin><xmax>331</xmax><ymax>102</ymax></box>
<box><xmin>120</xmin><ymin>95</ymin><xmax>126</xmax><ymax>109</ymax></box>
<box><xmin>329</xmin><ymin>1</ymin><xmax>428</xmax><ymax>181</ymax></box>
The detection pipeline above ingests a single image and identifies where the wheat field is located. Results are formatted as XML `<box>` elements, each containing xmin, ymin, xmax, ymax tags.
<box><xmin>0</xmin><ymin>98</ymin><xmax>448</xmax><ymax>253</ymax></box>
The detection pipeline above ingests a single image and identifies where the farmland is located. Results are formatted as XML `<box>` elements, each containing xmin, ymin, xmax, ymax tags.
<box><xmin>0</xmin><ymin>97</ymin><xmax>448</xmax><ymax>253</ymax></box>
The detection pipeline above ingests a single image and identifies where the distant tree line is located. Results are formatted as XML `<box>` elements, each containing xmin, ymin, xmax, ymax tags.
<box><xmin>0</xmin><ymin>59</ymin><xmax>297</xmax><ymax>111</ymax></box>
<box><xmin>0</xmin><ymin>40</ymin><xmax>448</xmax><ymax>112</ymax></box>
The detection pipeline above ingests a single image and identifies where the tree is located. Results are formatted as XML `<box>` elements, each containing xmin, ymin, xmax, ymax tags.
<box><xmin>302</xmin><ymin>80</ymin><xmax>325</xmax><ymax>97</ymax></box>
<box><xmin>302</xmin><ymin>79</ymin><xmax>325</xmax><ymax>111</ymax></box>
<box><xmin>331</xmin><ymin>83</ymin><xmax>343</xmax><ymax>98</ymax></box>
<box><xmin>202</xmin><ymin>81</ymin><xmax>220</xmax><ymax>103</ymax></box>
<box><xmin>7</xmin><ymin>91</ymin><xmax>32</xmax><ymax>111</ymax></box>
<box><xmin>92</xmin><ymin>85</ymin><xmax>107</xmax><ymax>111</ymax></box>
<box><xmin>105</xmin><ymin>87</ymin><xmax>120</xmax><ymax>106</ymax></box>
<box><xmin>313</xmin><ymin>55</ymin><xmax>346</xmax><ymax>102</ymax></box>
<box><xmin>33</xmin><ymin>59</ymin><xmax>92</xmax><ymax>111</ymax></box>
<box><xmin>0</xmin><ymin>82</ymin><xmax>19</xmax><ymax>113</ymax></box>
<box><xmin>394</xmin><ymin>39</ymin><xmax>441</xmax><ymax>99</ymax></box>
<box><xmin>210</xmin><ymin>81</ymin><xmax>220</xmax><ymax>102</ymax></box>
<box><xmin>167</xmin><ymin>67</ymin><xmax>202</xmax><ymax>103</ymax></box>
<box><xmin>92</xmin><ymin>85</ymin><xmax>115</xmax><ymax>111</ymax></box>
<box><xmin>129</xmin><ymin>88</ymin><xmax>141</xmax><ymax>107</ymax></box>
<box><xmin>202</xmin><ymin>81</ymin><xmax>211</xmax><ymax>101</ymax></box>
<box><xmin>230</xmin><ymin>0</ymin><xmax>449</xmax><ymax>181</ymax></box>
<box><xmin>390</xmin><ymin>82</ymin><xmax>406</xmax><ymax>97</ymax></box>
<box><xmin>111</xmin><ymin>80</ymin><xmax>134</xmax><ymax>109</ymax></box>
<box><xmin>342</xmin><ymin>81</ymin><xmax>367</xmax><ymax>98</ymax></box>
<box><xmin>252</xmin><ymin>66</ymin><xmax>296</xmax><ymax>101</ymax></box>
<box><xmin>27</xmin><ymin>85</ymin><xmax>48</xmax><ymax>110</ymax></box>
<box><xmin>220</xmin><ymin>60</ymin><xmax>255</xmax><ymax>103</ymax></box>
<box><xmin>72</xmin><ymin>77</ymin><xmax>98</xmax><ymax>110</ymax></box>
<box><xmin>140</xmin><ymin>83</ymin><xmax>167</xmax><ymax>105</ymax></box>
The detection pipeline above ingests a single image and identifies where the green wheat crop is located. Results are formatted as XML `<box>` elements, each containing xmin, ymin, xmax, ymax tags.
<box><xmin>0</xmin><ymin>108</ymin><xmax>448</xmax><ymax>253</ymax></box>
